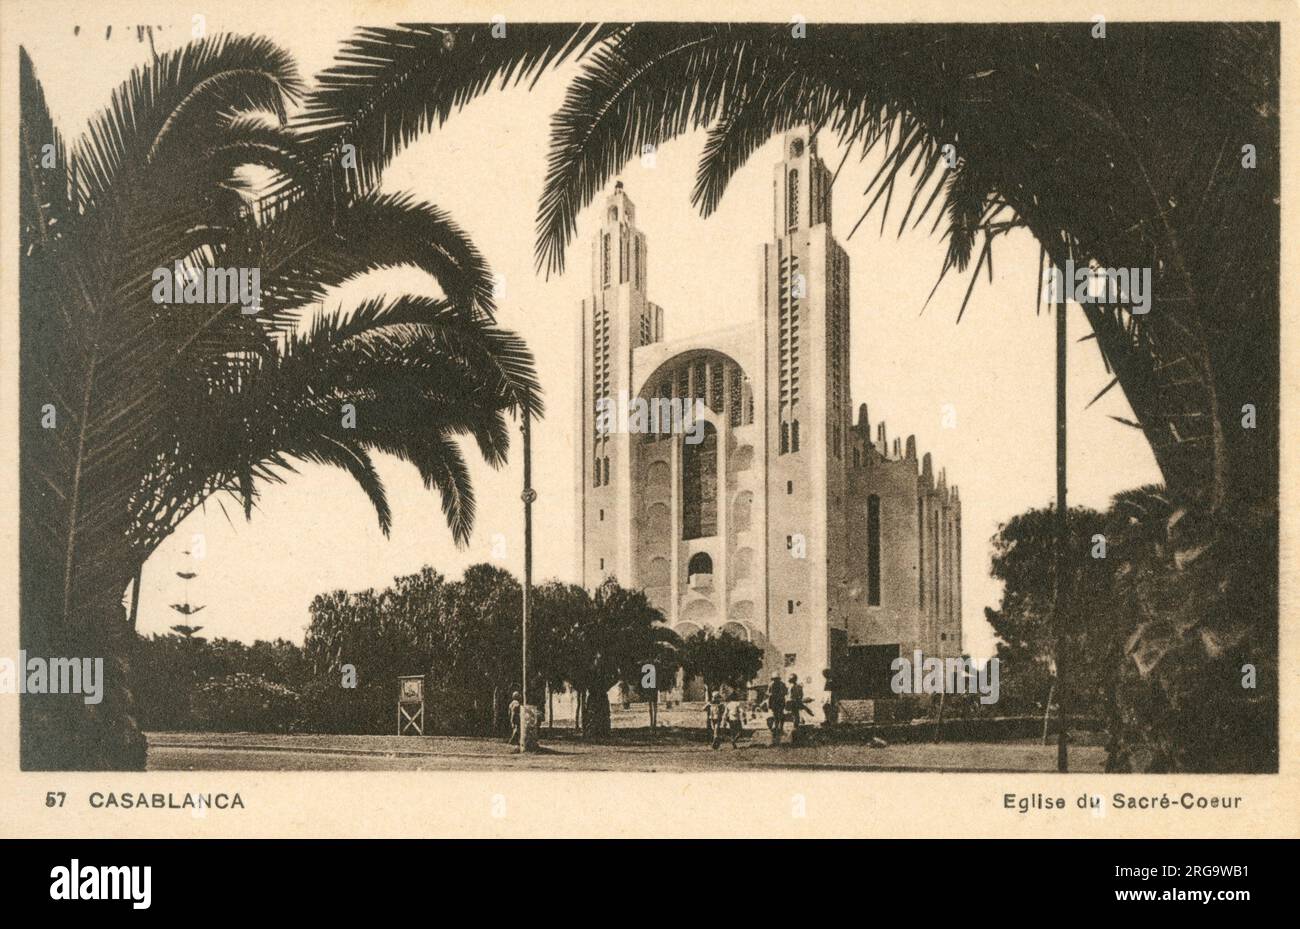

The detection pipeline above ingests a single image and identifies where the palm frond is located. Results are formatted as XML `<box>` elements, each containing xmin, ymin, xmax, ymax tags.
<box><xmin>75</xmin><ymin>34</ymin><xmax>302</xmax><ymax>209</ymax></box>
<box><xmin>297</xmin><ymin>23</ymin><xmax>614</xmax><ymax>193</ymax></box>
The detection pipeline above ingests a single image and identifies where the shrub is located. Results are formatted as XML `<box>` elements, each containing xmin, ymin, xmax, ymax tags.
<box><xmin>296</xmin><ymin>678</ymin><xmax>394</xmax><ymax>734</ymax></box>
<box><xmin>190</xmin><ymin>673</ymin><xmax>299</xmax><ymax>733</ymax></box>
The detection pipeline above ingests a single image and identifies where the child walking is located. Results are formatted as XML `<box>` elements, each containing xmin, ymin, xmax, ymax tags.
<box><xmin>705</xmin><ymin>692</ymin><xmax>725</xmax><ymax>749</ymax></box>
<box><xmin>724</xmin><ymin>692</ymin><xmax>746</xmax><ymax>747</ymax></box>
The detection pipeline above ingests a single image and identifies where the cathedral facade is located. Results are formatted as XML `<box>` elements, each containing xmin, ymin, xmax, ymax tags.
<box><xmin>574</xmin><ymin>129</ymin><xmax>963</xmax><ymax>714</ymax></box>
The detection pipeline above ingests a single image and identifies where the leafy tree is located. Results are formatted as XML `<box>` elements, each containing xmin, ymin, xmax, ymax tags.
<box><xmin>316</xmin><ymin>571</ymin><xmax>447</xmax><ymax>678</ymax></box>
<box><xmin>301</xmin><ymin>569</ymin><xmax>448</xmax><ymax>732</ymax></box>
<box><xmin>439</xmin><ymin>564</ymin><xmax>524</xmax><ymax>732</ymax></box>
<box><xmin>244</xmin><ymin>638</ymin><xmax>313</xmax><ymax>692</ymax></box>
<box><xmin>987</xmin><ymin>487</ymin><xmax>1277</xmax><ymax>772</ymax></box>
<box><xmin>530</xmin><ymin>580</ymin><xmax>594</xmax><ymax>726</ymax></box>
<box><xmin>679</xmin><ymin>629</ymin><xmax>764</xmax><ymax>702</ymax></box>
<box><xmin>538</xmin><ymin>578</ymin><xmax>679</xmax><ymax>737</ymax></box>
<box><xmin>985</xmin><ymin>504</ymin><xmax>1115</xmax><ymax>719</ymax></box>
<box><xmin>303</xmin><ymin>564</ymin><xmax>528</xmax><ymax>734</ymax></box>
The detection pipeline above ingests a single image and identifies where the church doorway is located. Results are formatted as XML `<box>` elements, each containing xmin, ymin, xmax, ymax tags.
<box><xmin>836</xmin><ymin>644</ymin><xmax>901</xmax><ymax>699</ymax></box>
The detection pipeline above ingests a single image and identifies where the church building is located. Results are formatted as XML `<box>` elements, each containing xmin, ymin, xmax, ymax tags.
<box><xmin>574</xmin><ymin>129</ymin><xmax>963</xmax><ymax>715</ymax></box>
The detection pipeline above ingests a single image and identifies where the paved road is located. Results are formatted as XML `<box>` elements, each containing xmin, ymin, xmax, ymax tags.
<box><xmin>147</xmin><ymin>732</ymin><xmax>1107</xmax><ymax>772</ymax></box>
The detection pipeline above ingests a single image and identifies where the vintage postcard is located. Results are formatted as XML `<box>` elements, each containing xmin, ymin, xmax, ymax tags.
<box><xmin>0</xmin><ymin>0</ymin><xmax>1295</xmax><ymax>839</ymax></box>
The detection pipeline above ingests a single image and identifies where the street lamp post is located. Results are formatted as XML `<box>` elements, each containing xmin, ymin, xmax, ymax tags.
<box><xmin>1053</xmin><ymin>287</ymin><xmax>1069</xmax><ymax>773</ymax></box>
<box><xmin>520</xmin><ymin>391</ymin><xmax>536</xmax><ymax>752</ymax></box>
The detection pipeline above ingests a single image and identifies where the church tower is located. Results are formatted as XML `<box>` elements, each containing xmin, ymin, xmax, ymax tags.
<box><xmin>760</xmin><ymin>130</ymin><xmax>852</xmax><ymax>706</ymax></box>
<box><xmin>575</xmin><ymin>183</ymin><xmax>664</xmax><ymax>588</ymax></box>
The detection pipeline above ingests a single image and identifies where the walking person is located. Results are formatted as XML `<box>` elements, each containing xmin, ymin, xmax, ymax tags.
<box><xmin>767</xmin><ymin>672</ymin><xmax>788</xmax><ymax>744</ymax></box>
<box><xmin>705</xmin><ymin>692</ymin><xmax>726</xmax><ymax>749</ymax></box>
<box><xmin>724</xmin><ymin>691</ymin><xmax>746</xmax><ymax>748</ymax></box>
<box><xmin>788</xmin><ymin>674</ymin><xmax>806</xmax><ymax>732</ymax></box>
<box><xmin>507</xmin><ymin>691</ymin><xmax>522</xmax><ymax>745</ymax></box>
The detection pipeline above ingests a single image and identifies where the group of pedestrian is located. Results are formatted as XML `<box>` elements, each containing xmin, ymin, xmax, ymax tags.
<box><xmin>705</xmin><ymin>672</ymin><xmax>811</xmax><ymax>748</ymax></box>
<box><xmin>766</xmin><ymin>672</ymin><xmax>808</xmax><ymax>744</ymax></box>
<box><xmin>705</xmin><ymin>689</ymin><xmax>747</xmax><ymax>749</ymax></box>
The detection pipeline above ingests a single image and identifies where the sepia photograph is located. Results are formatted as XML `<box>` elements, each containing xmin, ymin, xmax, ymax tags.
<box><xmin>0</xmin><ymin>0</ymin><xmax>1294</xmax><ymax>855</ymax></box>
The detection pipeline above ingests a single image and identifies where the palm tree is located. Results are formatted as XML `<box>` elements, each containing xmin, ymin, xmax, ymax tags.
<box><xmin>558</xmin><ymin>579</ymin><xmax>680</xmax><ymax>737</ymax></box>
<box><xmin>20</xmin><ymin>35</ymin><xmax>540</xmax><ymax>769</ymax></box>
<box><xmin>1101</xmin><ymin>485</ymin><xmax>1276</xmax><ymax>772</ymax></box>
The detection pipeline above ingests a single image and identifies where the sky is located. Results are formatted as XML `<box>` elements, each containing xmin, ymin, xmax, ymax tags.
<box><xmin>16</xmin><ymin>10</ymin><xmax>1162</xmax><ymax>659</ymax></box>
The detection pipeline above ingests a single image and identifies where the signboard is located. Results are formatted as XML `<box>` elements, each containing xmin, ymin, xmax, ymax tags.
<box><xmin>397</xmin><ymin>675</ymin><xmax>425</xmax><ymax>735</ymax></box>
<box><xmin>399</xmin><ymin>676</ymin><xmax>423</xmax><ymax>705</ymax></box>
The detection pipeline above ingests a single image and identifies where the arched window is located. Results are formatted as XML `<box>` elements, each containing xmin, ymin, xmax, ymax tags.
<box><xmin>721</xmin><ymin>621</ymin><xmax>749</xmax><ymax>641</ymax></box>
<box><xmin>917</xmin><ymin>497</ymin><xmax>925</xmax><ymax>608</ymax></box>
<box><xmin>867</xmin><ymin>494</ymin><xmax>881</xmax><ymax>606</ymax></box>
<box><xmin>787</xmin><ymin>169</ymin><xmax>799</xmax><ymax>231</ymax></box>
<box><xmin>687</xmin><ymin>552</ymin><xmax>713</xmax><ymax>577</ymax></box>
<box><xmin>728</xmin><ymin>367</ymin><xmax>743</xmax><ymax>427</ymax></box>
<box><xmin>682</xmin><ymin>422</ymin><xmax>718</xmax><ymax>540</ymax></box>
<box><xmin>933</xmin><ymin>510</ymin><xmax>940</xmax><ymax>615</ymax></box>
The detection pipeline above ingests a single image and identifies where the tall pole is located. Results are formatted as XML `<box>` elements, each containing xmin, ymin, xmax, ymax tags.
<box><xmin>520</xmin><ymin>390</ymin><xmax>535</xmax><ymax>752</ymax></box>
<box><xmin>1054</xmin><ymin>288</ymin><xmax>1069</xmax><ymax>773</ymax></box>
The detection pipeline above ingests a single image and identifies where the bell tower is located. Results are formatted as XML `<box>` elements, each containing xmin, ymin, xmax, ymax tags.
<box><xmin>575</xmin><ymin>183</ymin><xmax>664</xmax><ymax>588</ymax></box>
<box><xmin>760</xmin><ymin>129</ymin><xmax>851</xmax><ymax>708</ymax></box>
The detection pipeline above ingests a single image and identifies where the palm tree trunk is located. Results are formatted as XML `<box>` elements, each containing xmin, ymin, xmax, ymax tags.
<box><xmin>21</xmin><ymin>587</ymin><xmax>147</xmax><ymax>771</ymax></box>
<box><xmin>583</xmin><ymin>686</ymin><xmax>611</xmax><ymax>737</ymax></box>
